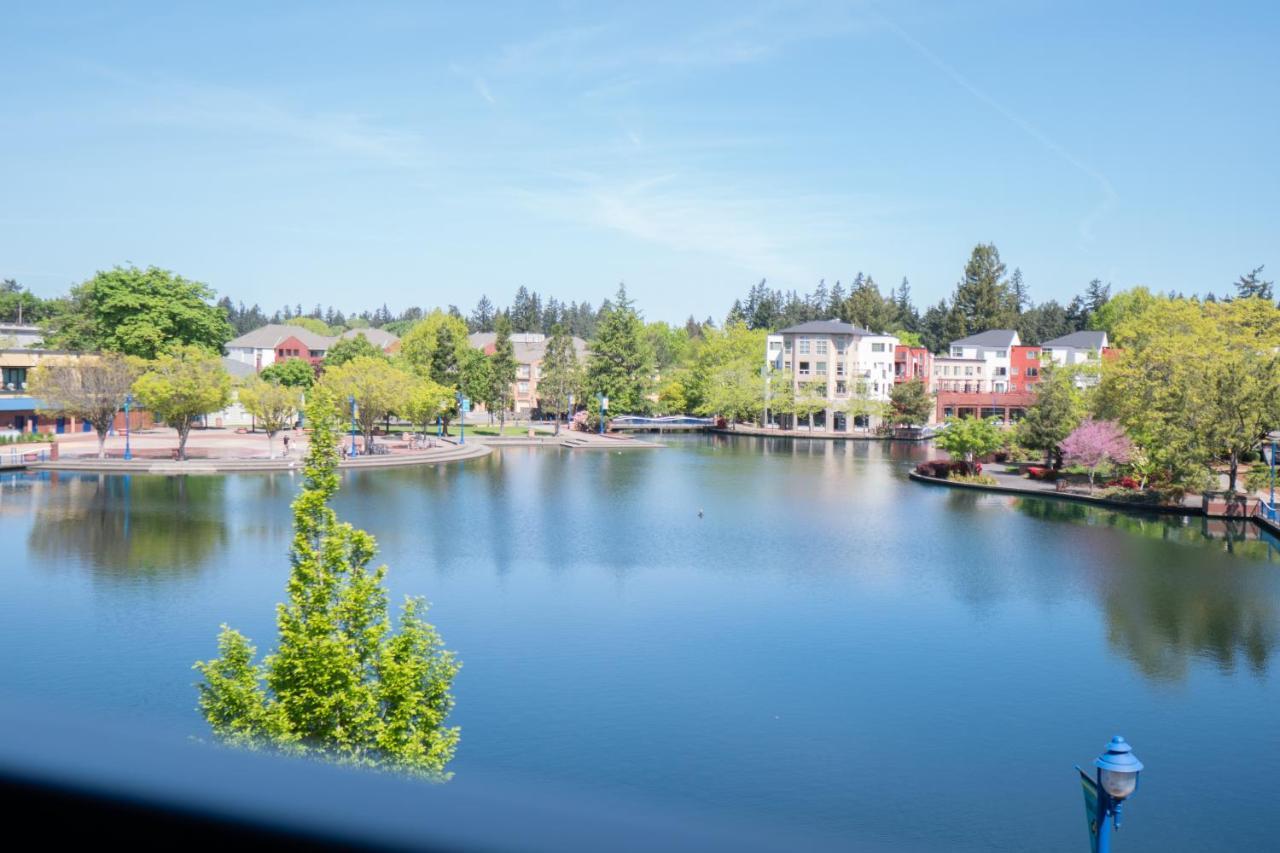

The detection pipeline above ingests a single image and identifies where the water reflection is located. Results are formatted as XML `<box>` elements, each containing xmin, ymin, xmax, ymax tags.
<box><xmin>25</xmin><ymin>473</ymin><xmax>230</xmax><ymax>578</ymax></box>
<box><xmin>1015</xmin><ymin>497</ymin><xmax>1280</xmax><ymax>679</ymax></box>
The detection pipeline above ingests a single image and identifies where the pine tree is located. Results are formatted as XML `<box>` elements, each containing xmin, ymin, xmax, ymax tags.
<box><xmin>470</xmin><ymin>296</ymin><xmax>496</xmax><ymax>333</ymax></box>
<box><xmin>489</xmin><ymin>314</ymin><xmax>518</xmax><ymax>430</ymax></box>
<box><xmin>950</xmin><ymin>243</ymin><xmax>1015</xmax><ymax>334</ymax></box>
<box><xmin>1235</xmin><ymin>265</ymin><xmax>1274</xmax><ymax>301</ymax></box>
<box><xmin>586</xmin><ymin>284</ymin><xmax>653</xmax><ymax>415</ymax></box>
<box><xmin>430</xmin><ymin>323</ymin><xmax>460</xmax><ymax>388</ymax></box>
<box><xmin>1085</xmin><ymin>279</ymin><xmax>1111</xmax><ymax>317</ymax></box>
<box><xmin>1009</xmin><ymin>268</ymin><xmax>1029</xmax><ymax>314</ymax></box>
<box><xmin>540</xmin><ymin>324</ymin><xmax>581</xmax><ymax>434</ymax></box>
<box><xmin>195</xmin><ymin>388</ymin><xmax>460</xmax><ymax>779</ymax></box>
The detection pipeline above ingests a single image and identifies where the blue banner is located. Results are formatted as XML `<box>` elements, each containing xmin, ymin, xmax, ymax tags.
<box><xmin>1078</xmin><ymin>767</ymin><xmax>1100</xmax><ymax>853</ymax></box>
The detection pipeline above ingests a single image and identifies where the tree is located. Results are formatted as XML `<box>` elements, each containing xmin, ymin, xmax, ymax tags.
<box><xmin>842</xmin><ymin>381</ymin><xmax>889</xmax><ymax>430</ymax></box>
<box><xmin>290</xmin><ymin>317</ymin><xmax>335</xmax><ymax>336</ymax></box>
<box><xmin>402</xmin><ymin>377</ymin><xmax>454</xmax><ymax>437</ymax></box>
<box><xmin>325</xmin><ymin>333</ymin><xmax>386</xmax><ymax>368</ymax></box>
<box><xmin>488</xmin><ymin>315</ymin><xmax>518</xmax><ymax>431</ymax></box>
<box><xmin>238</xmin><ymin>378</ymin><xmax>302</xmax><ymax>457</ymax></box>
<box><xmin>1061</xmin><ymin>418</ymin><xmax>1132</xmax><ymax>492</ymax></box>
<box><xmin>949</xmin><ymin>244</ymin><xmax>1016</xmax><ymax>336</ymax></box>
<box><xmin>259</xmin><ymin>357</ymin><xmax>316</xmax><ymax>389</ymax></box>
<box><xmin>789</xmin><ymin>381</ymin><xmax>827</xmax><ymax>431</ymax></box>
<box><xmin>454</xmin><ymin>348</ymin><xmax>490</xmax><ymax>432</ymax></box>
<box><xmin>132</xmin><ymin>345</ymin><xmax>232</xmax><ymax>460</ymax></box>
<box><xmin>46</xmin><ymin>266</ymin><xmax>234</xmax><ymax>358</ymax></box>
<box><xmin>317</xmin><ymin>356</ymin><xmax>410</xmax><ymax>450</ymax></box>
<box><xmin>1235</xmin><ymin>265</ymin><xmax>1274</xmax><ymax>301</ymax></box>
<box><xmin>702</xmin><ymin>363</ymin><xmax>765</xmax><ymax>426</ymax></box>
<box><xmin>888</xmin><ymin>378</ymin><xmax>933</xmax><ymax>427</ymax></box>
<box><xmin>539</xmin><ymin>325</ymin><xmax>581</xmax><ymax>434</ymax></box>
<box><xmin>194</xmin><ymin>388</ymin><xmax>460</xmax><ymax>778</ymax></box>
<box><xmin>843</xmin><ymin>276</ymin><xmax>896</xmax><ymax>332</ymax></box>
<box><xmin>935</xmin><ymin>416</ymin><xmax>1003</xmax><ymax>464</ymax></box>
<box><xmin>28</xmin><ymin>354</ymin><xmax>139</xmax><ymax>458</ymax></box>
<box><xmin>430</xmin><ymin>324</ymin><xmax>461</xmax><ymax>389</ymax></box>
<box><xmin>469</xmin><ymin>296</ymin><xmax>496</xmax><ymax>333</ymax></box>
<box><xmin>399</xmin><ymin>311</ymin><xmax>469</xmax><ymax>378</ymax></box>
<box><xmin>682</xmin><ymin>322</ymin><xmax>766</xmax><ymax>416</ymax></box>
<box><xmin>1089</xmin><ymin>287</ymin><xmax>1159</xmax><ymax>338</ymax></box>
<box><xmin>585</xmin><ymin>284</ymin><xmax>653</xmax><ymax>415</ymax></box>
<box><xmin>1017</xmin><ymin>366</ymin><xmax>1083</xmax><ymax>466</ymax></box>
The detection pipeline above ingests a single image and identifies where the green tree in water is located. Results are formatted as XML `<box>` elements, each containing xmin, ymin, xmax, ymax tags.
<box><xmin>195</xmin><ymin>388</ymin><xmax>460</xmax><ymax>778</ymax></box>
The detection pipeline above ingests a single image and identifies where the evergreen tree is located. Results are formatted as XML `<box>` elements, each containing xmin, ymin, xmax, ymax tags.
<box><xmin>539</xmin><ymin>324</ymin><xmax>581</xmax><ymax>434</ymax></box>
<box><xmin>469</xmin><ymin>296</ymin><xmax>496</xmax><ymax>333</ymax></box>
<box><xmin>585</xmin><ymin>284</ymin><xmax>653</xmax><ymax>415</ymax></box>
<box><xmin>489</xmin><ymin>314</ymin><xmax>518</xmax><ymax>430</ymax></box>
<box><xmin>1235</xmin><ymin>265</ymin><xmax>1274</xmax><ymax>301</ymax></box>
<box><xmin>827</xmin><ymin>280</ymin><xmax>846</xmax><ymax>317</ymax></box>
<box><xmin>1009</xmin><ymin>268</ymin><xmax>1029</xmax><ymax>314</ymax></box>
<box><xmin>920</xmin><ymin>300</ymin><xmax>950</xmax><ymax>354</ymax></box>
<box><xmin>893</xmin><ymin>277</ymin><xmax>919</xmax><ymax>331</ymax></box>
<box><xmin>195</xmin><ymin>389</ymin><xmax>460</xmax><ymax>779</ymax></box>
<box><xmin>430</xmin><ymin>323</ymin><xmax>461</xmax><ymax>388</ymax></box>
<box><xmin>1085</xmin><ymin>279</ymin><xmax>1111</xmax><ymax>317</ymax></box>
<box><xmin>949</xmin><ymin>243</ymin><xmax>1015</xmax><ymax>336</ymax></box>
<box><xmin>1017</xmin><ymin>366</ymin><xmax>1083</xmax><ymax>466</ymax></box>
<box><xmin>725</xmin><ymin>299</ymin><xmax>747</xmax><ymax>327</ymax></box>
<box><xmin>1064</xmin><ymin>295</ymin><xmax>1090</xmax><ymax>332</ymax></box>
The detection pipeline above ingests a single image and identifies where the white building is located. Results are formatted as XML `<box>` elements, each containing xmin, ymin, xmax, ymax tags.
<box><xmin>765</xmin><ymin>320</ymin><xmax>898</xmax><ymax>431</ymax></box>
<box><xmin>224</xmin><ymin>324</ymin><xmax>400</xmax><ymax>371</ymax></box>
<box><xmin>946</xmin><ymin>330</ymin><xmax>1020</xmax><ymax>392</ymax></box>
<box><xmin>1041</xmin><ymin>331</ymin><xmax>1108</xmax><ymax>386</ymax></box>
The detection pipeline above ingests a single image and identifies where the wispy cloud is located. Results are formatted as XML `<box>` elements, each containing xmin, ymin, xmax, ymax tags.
<box><xmin>474</xmin><ymin>77</ymin><xmax>496</xmax><ymax>105</ymax></box>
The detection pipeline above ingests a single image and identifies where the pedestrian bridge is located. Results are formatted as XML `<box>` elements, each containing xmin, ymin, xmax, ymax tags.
<box><xmin>608</xmin><ymin>415</ymin><xmax>715</xmax><ymax>431</ymax></box>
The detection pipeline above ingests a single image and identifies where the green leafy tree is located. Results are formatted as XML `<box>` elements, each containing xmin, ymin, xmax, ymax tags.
<box><xmin>682</xmin><ymin>322</ymin><xmax>766</xmax><ymax>415</ymax></box>
<box><xmin>194</xmin><ymin>389</ymin><xmax>460</xmax><ymax>778</ymax></box>
<box><xmin>318</xmin><ymin>356</ymin><xmax>411</xmax><ymax>450</ymax></box>
<box><xmin>935</xmin><ymin>416</ymin><xmax>1003</xmax><ymax>463</ymax></box>
<box><xmin>46</xmin><ymin>266</ymin><xmax>234</xmax><ymax>358</ymax></box>
<box><xmin>238</xmin><ymin>378</ymin><xmax>302</xmax><ymax>457</ymax></box>
<box><xmin>402</xmin><ymin>377</ymin><xmax>454</xmax><ymax>437</ymax></box>
<box><xmin>1017</xmin><ymin>365</ymin><xmax>1083</xmax><ymax>465</ymax></box>
<box><xmin>539</xmin><ymin>324</ymin><xmax>581</xmax><ymax>434</ymax></box>
<box><xmin>789</xmin><ymin>381</ymin><xmax>827</xmax><ymax>431</ymax></box>
<box><xmin>655</xmin><ymin>374</ymin><xmax>690</xmax><ymax>417</ymax></box>
<box><xmin>888</xmin><ymin>378</ymin><xmax>933</xmax><ymax>427</ymax></box>
<box><xmin>132</xmin><ymin>345</ymin><xmax>232</xmax><ymax>460</ymax></box>
<box><xmin>28</xmin><ymin>353</ymin><xmax>140</xmax><ymax>458</ymax></box>
<box><xmin>488</xmin><ymin>315</ymin><xmax>518</xmax><ymax>430</ymax></box>
<box><xmin>325</xmin><ymin>333</ymin><xmax>387</xmax><ymax>368</ymax></box>
<box><xmin>399</xmin><ymin>311</ymin><xmax>469</xmax><ymax>377</ymax></box>
<box><xmin>259</xmin><ymin>357</ymin><xmax>316</xmax><ymax>389</ymax></box>
<box><xmin>453</xmin><ymin>348</ymin><xmax>490</xmax><ymax>432</ymax></box>
<box><xmin>291</xmin><ymin>317</ymin><xmax>336</xmax><ymax>336</ymax></box>
<box><xmin>585</xmin><ymin>284</ymin><xmax>653</xmax><ymax>415</ymax></box>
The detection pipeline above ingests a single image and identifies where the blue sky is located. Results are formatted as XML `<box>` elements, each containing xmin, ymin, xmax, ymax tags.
<box><xmin>2</xmin><ymin>1</ymin><xmax>1277</xmax><ymax>322</ymax></box>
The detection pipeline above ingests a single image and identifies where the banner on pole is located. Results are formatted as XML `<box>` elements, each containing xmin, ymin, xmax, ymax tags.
<box><xmin>1077</xmin><ymin>767</ymin><xmax>1100</xmax><ymax>853</ymax></box>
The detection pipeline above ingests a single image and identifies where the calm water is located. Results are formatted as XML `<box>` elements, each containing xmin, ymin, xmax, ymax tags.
<box><xmin>3</xmin><ymin>436</ymin><xmax>1279</xmax><ymax>850</ymax></box>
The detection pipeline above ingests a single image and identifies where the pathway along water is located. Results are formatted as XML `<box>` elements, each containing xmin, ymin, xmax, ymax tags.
<box><xmin>1</xmin><ymin>434</ymin><xmax>1277</xmax><ymax>851</ymax></box>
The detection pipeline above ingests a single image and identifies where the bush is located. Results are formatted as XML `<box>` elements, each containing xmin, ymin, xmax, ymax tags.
<box><xmin>0</xmin><ymin>433</ymin><xmax>47</xmax><ymax>445</ymax></box>
<box><xmin>949</xmin><ymin>472</ymin><xmax>998</xmax><ymax>486</ymax></box>
<box><xmin>1104</xmin><ymin>476</ymin><xmax>1141</xmax><ymax>490</ymax></box>
<box><xmin>993</xmin><ymin>450</ymin><xmax>1009</xmax><ymax>463</ymax></box>
<box><xmin>1027</xmin><ymin>466</ymin><xmax>1059</xmax><ymax>481</ymax></box>
<box><xmin>916</xmin><ymin>460</ymin><xmax>982</xmax><ymax>479</ymax></box>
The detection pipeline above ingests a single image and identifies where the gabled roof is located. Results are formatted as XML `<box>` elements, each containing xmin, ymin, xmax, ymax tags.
<box><xmin>776</xmin><ymin>319</ymin><xmax>879</xmax><ymax>336</ymax></box>
<box><xmin>339</xmin><ymin>328</ymin><xmax>400</xmax><ymax>349</ymax></box>
<box><xmin>467</xmin><ymin>332</ymin><xmax>588</xmax><ymax>361</ymax></box>
<box><xmin>949</xmin><ymin>330</ymin><xmax>1019</xmax><ymax>348</ymax></box>
<box><xmin>1041</xmin><ymin>331</ymin><xmax>1108</xmax><ymax>350</ymax></box>
<box><xmin>221</xmin><ymin>357</ymin><xmax>257</xmax><ymax>379</ymax></box>
<box><xmin>226</xmin><ymin>324</ymin><xmax>335</xmax><ymax>351</ymax></box>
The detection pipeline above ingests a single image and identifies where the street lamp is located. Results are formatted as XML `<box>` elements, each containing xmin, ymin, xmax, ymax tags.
<box><xmin>457</xmin><ymin>391</ymin><xmax>468</xmax><ymax>445</ymax></box>
<box><xmin>761</xmin><ymin>364</ymin><xmax>771</xmax><ymax>429</ymax></box>
<box><xmin>348</xmin><ymin>395</ymin><xmax>358</xmax><ymax>457</ymax></box>
<box><xmin>1077</xmin><ymin>736</ymin><xmax>1144</xmax><ymax>853</ymax></box>
<box><xmin>1268</xmin><ymin>430</ymin><xmax>1279</xmax><ymax>520</ymax></box>
<box><xmin>122</xmin><ymin>389</ymin><xmax>132</xmax><ymax>458</ymax></box>
<box><xmin>597</xmin><ymin>393</ymin><xmax>608</xmax><ymax>435</ymax></box>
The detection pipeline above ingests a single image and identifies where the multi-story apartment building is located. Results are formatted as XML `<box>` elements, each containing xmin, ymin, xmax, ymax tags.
<box><xmin>467</xmin><ymin>332</ymin><xmax>589</xmax><ymax>415</ymax></box>
<box><xmin>764</xmin><ymin>320</ymin><xmax>898</xmax><ymax>431</ymax></box>
<box><xmin>1041</xmin><ymin>331</ymin><xmax>1108</xmax><ymax>386</ymax></box>
<box><xmin>934</xmin><ymin>330</ymin><xmax>1038</xmax><ymax>423</ymax></box>
<box><xmin>894</xmin><ymin>345</ymin><xmax>932</xmax><ymax>386</ymax></box>
<box><xmin>225</xmin><ymin>325</ymin><xmax>400</xmax><ymax>371</ymax></box>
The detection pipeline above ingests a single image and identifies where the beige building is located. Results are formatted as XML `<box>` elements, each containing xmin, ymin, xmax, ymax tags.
<box><xmin>764</xmin><ymin>320</ymin><xmax>898</xmax><ymax>431</ymax></box>
<box><xmin>467</xmin><ymin>332</ymin><xmax>588</xmax><ymax>415</ymax></box>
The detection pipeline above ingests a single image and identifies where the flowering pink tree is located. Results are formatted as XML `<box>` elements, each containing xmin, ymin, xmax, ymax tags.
<box><xmin>1060</xmin><ymin>418</ymin><xmax>1132</xmax><ymax>492</ymax></box>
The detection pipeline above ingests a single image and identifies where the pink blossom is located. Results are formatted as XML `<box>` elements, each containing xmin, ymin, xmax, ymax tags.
<box><xmin>1060</xmin><ymin>418</ymin><xmax>1132</xmax><ymax>490</ymax></box>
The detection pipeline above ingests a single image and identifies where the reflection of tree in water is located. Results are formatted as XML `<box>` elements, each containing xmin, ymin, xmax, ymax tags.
<box><xmin>1015</xmin><ymin>497</ymin><xmax>1279</xmax><ymax>679</ymax></box>
<box><xmin>28</xmin><ymin>474</ymin><xmax>229</xmax><ymax>579</ymax></box>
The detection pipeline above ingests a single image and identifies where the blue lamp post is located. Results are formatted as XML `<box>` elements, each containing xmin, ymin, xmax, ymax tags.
<box><xmin>1077</xmin><ymin>736</ymin><xmax>1144</xmax><ymax>853</ymax></box>
<box><xmin>1269</xmin><ymin>430</ymin><xmax>1278</xmax><ymax>520</ymax></box>
<box><xmin>348</xmin><ymin>395</ymin><xmax>358</xmax><ymax>457</ymax></box>
<box><xmin>597</xmin><ymin>393</ymin><xmax>608</xmax><ymax>435</ymax></box>
<box><xmin>122</xmin><ymin>391</ymin><xmax>132</xmax><ymax>458</ymax></box>
<box><xmin>457</xmin><ymin>391</ymin><xmax>467</xmax><ymax>446</ymax></box>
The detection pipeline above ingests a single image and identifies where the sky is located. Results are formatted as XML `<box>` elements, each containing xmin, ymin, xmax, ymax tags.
<box><xmin>2</xmin><ymin>1</ymin><xmax>1277</xmax><ymax>323</ymax></box>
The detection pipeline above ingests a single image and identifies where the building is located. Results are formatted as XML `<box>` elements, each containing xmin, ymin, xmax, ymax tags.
<box><xmin>224</xmin><ymin>324</ymin><xmax>400</xmax><ymax>371</ymax></box>
<box><xmin>894</xmin><ymin>345</ymin><xmax>932</xmax><ymax>385</ymax></box>
<box><xmin>764</xmin><ymin>320</ymin><xmax>898</xmax><ymax>431</ymax></box>
<box><xmin>934</xmin><ymin>330</ymin><xmax>1038</xmax><ymax>423</ymax></box>
<box><xmin>467</xmin><ymin>332</ymin><xmax>589</xmax><ymax>415</ymax></box>
<box><xmin>0</xmin><ymin>349</ymin><xmax>150</xmax><ymax>435</ymax></box>
<box><xmin>210</xmin><ymin>358</ymin><xmax>260</xmax><ymax>429</ymax></box>
<box><xmin>1040</xmin><ymin>331</ymin><xmax>1108</xmax><ymax>386</ymax></box>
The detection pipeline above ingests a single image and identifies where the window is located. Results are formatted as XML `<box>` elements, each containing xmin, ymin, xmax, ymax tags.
<box><xmin>951</xmin><ymin>348</ymin><xmax>963</xmax><ymax>357</ymax></box>
<box><xmin>1011</xmin><ymin>367</ymin><xmax>1019</xmax><ymax>376</ymax></box>
<box><xmin>1010</xmin><ymin>383</ymin><xmax>1018</xmax><ymax>391</ymax></box>
<box><xmin>996</xmin><ymin>349</ymin><xmax>1007</xmax><ymax>358</ymax></box>
<box><xmin>816</xmin><ymin>362</ymin><xmax>827</xmax><ymax>375</ymax></box>
<box><xmin>798</xmin><ymin>338</ymin><xmax>811</xmax><ymax>355</ymax></box>
<box><xmin>1026</xmin><ymin>367</ymin><xmax>1039</xmax><ymax>377</ymax></box>
<box><xmin>784</xmin><ymin>360</ymin><xmax>791</xmax><ymax>370</ymax></box>
<box><xmin>517</xmin><ymin>365</ymin><xmax>530</xmax><ymax>379</ymax></box>
<box><xmin>816</xmin><ymin>340</ymin><xmax>828</xmax><ymax>355</ymax></box>
<box><xmin>835</xmin><ymin>380</ymin><xmax>847</xmax><ymax>394</ymax></box>
<box><xmin>798</xmin><ymin>361</ymin><xmax>810</xmax><ymax>376</ymax></box>
<box><xmin>835</xmin><ymin>339</ymin><xmax>847</xmax><ymax>354</ymax></box>
<box><xmin>965</xmin><ymin>366</ymin><xmax>973</xmax><ymax>376</ymax></box>
<box><xmin>769</xmin><ymin>340</ymin><xmax>782</xmax><ymax>351</ymax></box>
<box><xmin>518</xmin><ymin>381</ymin><xmax>529</xmax><ymax>395</ymax></box>
<box><xmin>836</xmin><ymin>362</ymin><xmax>845</xmax><ymax>377</ymax></box>
<box><xmin>994</xmin><ymin>367</ymin><xmax>1007</xmax><ymax>376</ymax></box>
<box><xmin>871</xmin><ymin>342</ymin><xmax>886</xmax><ymax>352</ymax></box>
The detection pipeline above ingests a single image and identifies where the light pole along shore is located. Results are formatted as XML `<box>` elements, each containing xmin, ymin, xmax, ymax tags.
<box><xmin>1076</xmin><ymin>736</ymin><xmax>1144</xmax><ymax>852</ymax></box>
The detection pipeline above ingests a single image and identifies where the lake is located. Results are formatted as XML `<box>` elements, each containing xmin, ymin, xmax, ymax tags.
<box><xmin>2</xmin><ymin>435</ymin><xmax>1278</xmax><ymax>850</ymax></box>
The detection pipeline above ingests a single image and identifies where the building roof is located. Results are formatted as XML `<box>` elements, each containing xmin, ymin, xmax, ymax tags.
<box><xmin>225</xmin><ymin>324</ymin><xmax>335</xmax><ymax>351</ymax></box>
<box><xmin>1041</xmin><ymin>330</ymin><xmax>1108</xmax><ymax>350</ymax></box>
<box><xmin>339</xmin><ymin>328</ymin><xmax>400</xmax><ymax>349</ymax></box>
<box><xmin>467</xmin><ymin>332</ymin><xmax>588</xmax><ymax>362</ymax></box>
<box><xmin>949</xmin><ymin>330</ymin><xmax>1019</xmax><ymax>348</ymax></box>
<box><xmin>775</xmin><ymin>319</ymin><xmax>878</xmax><ymax>336</ymax></box>
<box><xmin>221</xmin><ymin>357</ymin><xmax>257</xmax><ymax>379</ymax></box>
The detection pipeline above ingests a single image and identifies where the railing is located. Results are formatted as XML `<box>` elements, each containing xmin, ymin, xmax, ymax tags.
<box><xmin>1261</xmin><ymin>500</ymin><xmax>1278</xmax><ymax>522</ymax></box>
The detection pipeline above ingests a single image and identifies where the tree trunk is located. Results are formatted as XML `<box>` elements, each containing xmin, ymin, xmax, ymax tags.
<box><xmin>96</xmin><ymin>427</ymin><xmax>108</xmax><ymax>460</ymax></box>
<box><xmin>177</xmin><ymin>421</ymin><xmax>191</xmax><ymax>460</ymax></box>
<box><xmin>266</xmin><ymin>431</ymin><xmax>275</xmax><ymax>459</ymax></box>
<box><xmin>1228</xmin><ymin>449</ymin><xmax>1239</xmax><ymax>493</ymax></box>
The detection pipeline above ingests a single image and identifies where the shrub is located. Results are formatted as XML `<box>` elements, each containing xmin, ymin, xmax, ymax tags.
<box><xmin>916</xmin><ymin>460</ymin><xmax>982</xmax><ymax>479</ymax></box>
<box><xmin>1104</xmin><ymin>476</ymin><xmax>1141</xmax><ymax>490</ymax></box>
<box><xmin>993</xmin><ymin>450</ymin><xmax>1009</xmax><ymax>463</ymax></box>
<box><xmin>1027</xmin><ymin>466</ymin><xmax>1059</xmax><ymax>481</ymax></box>
<box><xmin>949</xmin><ymin>472</ymin><xmax>998</xmax><ymax>486</ymax></box>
